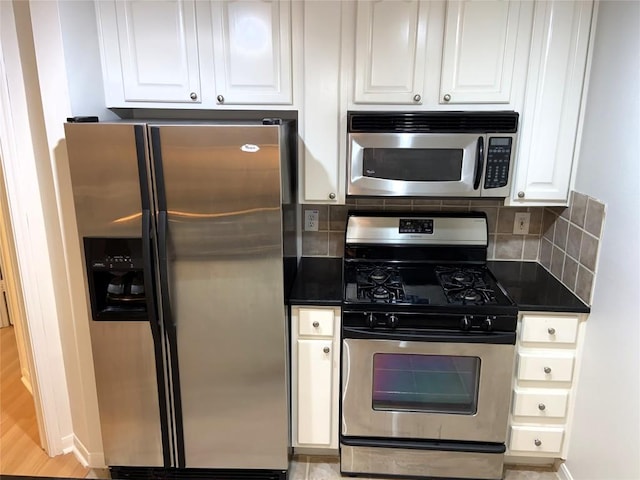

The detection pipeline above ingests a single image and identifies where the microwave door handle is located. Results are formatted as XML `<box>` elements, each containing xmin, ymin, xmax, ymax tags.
<box><xmin>474</xmin><ymin>136</ymin><xmax>484</xmax><ymax>190</ymax></box>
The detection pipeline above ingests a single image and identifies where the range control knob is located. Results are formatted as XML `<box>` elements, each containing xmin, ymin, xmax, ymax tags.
<box><xmin>366</xmin><ymin>313</ymin><xmax>376</xmax><ymax>329</ymax></box>
<box><xmin>482</xmin><ymin>317</ymin><xmax>494</xmax><ymax>331</ymax></box>
<box><xmin>460</xmin><ymin>316</ymin><xmax>472</xmax><ymax>331</ymax></box>
<box><xmin>388</xmin><ymin>314</ymin><xmax>399</xmax><ymax>329</ymax></box>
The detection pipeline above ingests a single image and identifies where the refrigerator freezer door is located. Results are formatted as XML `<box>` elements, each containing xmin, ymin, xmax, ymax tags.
<box><xmin>65</xmin><ymin>123</ymin><xmax>147</xmax><ymax>238</ymax></box>
<box><xmin>151</xmin><ymin>124</ymin><xmax>289</xmax><ymax>469</ymax></box>
<box><xmin>65</xmin><ymin>122</ymin><xmax>165</xmax><ymax>467</ymax></box>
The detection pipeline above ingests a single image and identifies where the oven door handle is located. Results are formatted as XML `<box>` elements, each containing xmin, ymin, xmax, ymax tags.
<box><xmin>343</xmin><ymin>327</ymin><xmax>516</xmax><ymax>345</ymax></box>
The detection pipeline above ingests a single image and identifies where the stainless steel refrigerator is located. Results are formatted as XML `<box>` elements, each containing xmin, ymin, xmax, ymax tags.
<box><xmin>64</xmin><ymin>119</ymin><xmax>298</xmax><ymax>478</ymax></box>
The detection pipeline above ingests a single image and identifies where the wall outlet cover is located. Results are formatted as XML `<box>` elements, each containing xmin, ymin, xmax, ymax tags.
<box><xmin>304</xmin><ymin>209</ymin><xmax>319</xmax><ymax>231</ymax></box>
<box><xmin>513</xmin><ymin>212</ymin><xmax>531</xmax><ymax>235</ymax></box>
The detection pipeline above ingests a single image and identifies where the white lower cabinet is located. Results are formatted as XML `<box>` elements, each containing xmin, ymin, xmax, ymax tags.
<box><xmin>512</xmin><ymin>388</ymin><xmax>569</xmax><ymax>419</ymax></box>
<box><xmin>509</xmin><ymin>426</ymin><xmax>565</xmax><ymax>455</ymax></box>
<box><xmin>291</xmin><ymin>306</ymin><xmax>340</xmax><ymax>451</ymax></box>
<box><xmin>507</xmin><ymin>312</ymin><xmax>587</xmax><ymax>461</ymax></box>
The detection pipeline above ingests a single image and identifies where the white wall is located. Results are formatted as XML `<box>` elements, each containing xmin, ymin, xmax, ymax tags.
<box><xmin>567</xmin><ymin>2</ymin><xmax>640</xmax><ymax>479</ymax></box>
<box><xmin>28</xmin><ymin>0</ymin><xmax>107</xmax><ymax>465</ymax></box>
<box><xmin>58</xmin><ymin>0</ymin><xmax>117</xmax><ymax>121</ymax></box>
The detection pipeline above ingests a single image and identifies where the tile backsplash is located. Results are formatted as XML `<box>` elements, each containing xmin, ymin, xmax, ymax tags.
<box><xmin>300</xmin><ymin>192</ymin><xmax>605</xmax><ymax>306</ymax></box>
<box><xmin>539</xmin><ymin>191</ymin><xmax>605</xmax><ymax>305</ymax></box>
<box><xmin>301</xmin><ymin>198</ymin><xmax>543</xmax><ymax>261</ymax></box>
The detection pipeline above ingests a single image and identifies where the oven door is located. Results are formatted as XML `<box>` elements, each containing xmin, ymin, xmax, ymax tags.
<box><xmin>341</xmin><ymin>330</ymin><xmax>515</xmax><ymax>443</ymax></box>
<box><xmin>348</xmin><ymin>132</ymin><xmax>485</xmax><ymax>197</ymax></box>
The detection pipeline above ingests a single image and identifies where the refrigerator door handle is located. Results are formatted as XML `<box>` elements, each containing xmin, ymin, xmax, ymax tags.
<box><xmin>157</xmin><ymin>210</ymin><xmax>175</xmax><ymax>329</ymax></box>
<box><xmin>142</xmin><ymin>209</ymin><xmax>158</xmax><ymax>327</ymax></box>
<box><xmin>157</xmin><ymin>208</ymin><xmax>186</xmax><ymax>466</ymax></box>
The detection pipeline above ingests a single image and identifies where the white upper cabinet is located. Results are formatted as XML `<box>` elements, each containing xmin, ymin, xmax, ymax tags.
<box><xmin>98</xmin><ymin>0</ymin><xmax>202</xmax><ymax>104</ymax></box>
<box><xmin>349</xmin><ymin>0</ymin><xmax>533</xmax><ymax>109</ymax></box>
<box><xmin>300</xmin><ymin>0</ymin><xmax>344</xmax><ymax>203</ymax></box>
<box><xmin>511</xmin><ymin>0</ymin><xmax>594</xmax><ymax>205</ymax></box>
<box><xmin>440</xmin><ymin>0</ymin><xmax>533</xmax><ymax>105</ymax></box>
<box><xmin>96</xmin><ymin>0</ymin><xmax>293</xmax><ymax>108</ymax></box>
<box><xmin>210</xmin><ymin>0</ymin><xmax>292</xmax><ymax>105</ymax></box>
<box><xmin>353</xmin><ymin>0</ymin><xmax>429</xmax><ymax>105</ymax></box>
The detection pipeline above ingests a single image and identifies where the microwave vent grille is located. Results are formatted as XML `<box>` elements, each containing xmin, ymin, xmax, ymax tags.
<box><xmin>348</xmin><ymin>112</ymin><xmax>518</xmax><ymax>133</ymax></box>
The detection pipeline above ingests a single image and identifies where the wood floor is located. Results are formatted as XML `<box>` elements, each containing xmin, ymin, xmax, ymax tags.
<box><xmin>0</xmin><ymin>326</ymin><xmax>89</xmax><ymax>478</ymax></box>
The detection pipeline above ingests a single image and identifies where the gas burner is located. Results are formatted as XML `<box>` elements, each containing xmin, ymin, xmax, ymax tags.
<box><xmin>451</xmin><ymin>271</ymin><xmax>474</xmax><ymax>286</ymax></box>
<box><xmin>372</xmin><ymin>286</ymin><xmax>391</xmax><ymax>300</ymax></box>
<box><xmin>356</xmin><ymin>265</ymin><xmax>406</xmax><ymax>304</ymax></box>
<box><xmin>369</xmin><ymin>268</ymin><xmax>389</xmax><ymax>283</ymax></box>
<box><xmin>435</xmin><ymin>266</ymin><xmax>498</xmax><ymax>305</ymax></box>
<box><xmin>445</xmin><ymin>287</ymin><xmax>495</xmax><ymax>305</ymax></box>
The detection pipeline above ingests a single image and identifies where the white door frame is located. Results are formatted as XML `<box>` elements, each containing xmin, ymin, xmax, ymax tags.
<box><xmin>0</xmin><ymin>0</ymin><xmax>74</xmax><ymax>456</ymax></box>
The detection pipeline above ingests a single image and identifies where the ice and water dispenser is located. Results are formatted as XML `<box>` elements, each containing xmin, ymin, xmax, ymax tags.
<box><xmin>84</xmin><ymin>237</ymin><xmax>149</xmax><ymax>321</ymax></box>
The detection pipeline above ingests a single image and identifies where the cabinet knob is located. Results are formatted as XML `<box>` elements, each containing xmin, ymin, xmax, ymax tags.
<box><xmin>413</xmin><ymin>94</ymin><xmax>422</xmax><ymax>103</ymax></box>
<box><xmin>548</xmin><ymin>327</ymin><xmax>556</xmax><ymax>335</ymax></box>
<box><xmin>189</xmin><ymin>92</ymin><xmax>198</xmax><ymax>100</ymax></box>
<box><xmin>544</xmin><ymin>366</ymin><xmax>552</xmax><ymax>374</ymax></box>
<box><xmin>217</xmin><ymin>94</ymin><xmax>225</xmax><ymax>103</ymax></box>
<box><xmin>328</xmin><ymin>192</ymin><xmax>336</xmax><ymax>200</ymax></box>
<box><xmin>312</xmin><ymin>321</ymin><xmax>320</xmax><ymax>328</ymax></box>
<box><xmin>518</xmin><ymin>191</ymin><xmax>525</xmax><ymax>198</ymax></box>
<box><xmin>443</xmin><ymin>93</ymin><xmax>451</xmax><ymax>102</ymax></box>
<box><xmin>534</xmin><ymin>439</ymin><xmax>542</xmax><ymax>447</ymax></box>
<box><xmin>538</xmin><ymin>403</ymin><xmax>546</xmax><ymax>411</ymax></box>
<box><xmin>323</xmin><ymin>346</ymin><xmax>330</xmax><ymax>354</ymax></box>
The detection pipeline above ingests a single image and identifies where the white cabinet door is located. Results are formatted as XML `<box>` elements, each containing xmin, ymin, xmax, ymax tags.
<box><xmin>100</xmin><ymin>0</ymin><xmax>202</xmax><ymax>104</ymax></box>
<box><xmin>354</xmin><ymin>0</ymin><xmax>429</xmax><ymax>104</ymax></box>
<box><xmin>512</xmin><ymin>0</ymin><xmax>594</xmax><ymax>204</ymax></box>
<box><xmin>301</xmin><ymin>0</ymin><xmax>343</xmax><ymax>203</ymax></box>
<box><xmin>296</xmin><ymin>338</ymin><xmax>334</xmax><ymax>446</ymax></box>
<box><xmin>210</xmin><ymin>0</ymin><xmax>292</xmax><ymax>105</ymax></box>
<box><xmin>440</xmin><ymin>0</ymin><xmax>532</xmax><ymax>105</ymax></box>
<box><xmin>292</xmin><ymin>306</ymin><xmax>340</xmax><ymax>450</ymax></box>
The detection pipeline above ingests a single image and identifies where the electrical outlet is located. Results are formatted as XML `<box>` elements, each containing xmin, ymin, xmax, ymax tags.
<box><xmin>513</xmin><ymin>212</ymin><xmax>531</xmax><ymax>235</ymax></box>
<box><xmin>304</xmin><ymin>209</ymin><xmax>319</xmax><ymax>231</ymax></box>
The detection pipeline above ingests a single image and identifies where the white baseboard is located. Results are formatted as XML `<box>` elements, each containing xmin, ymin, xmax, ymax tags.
<box><xmin>61</xmin><ymin>433</ymin><xmax>75</xmax><ymax>454</ymax></box>
<box><xmin>72</xmin><ymin>434</ymin><xmax>106</xmax><ymax>469</ymax></box>
<box><xmin>557</xmin><ymin>463</ymin><xmax>574</xmax><ymax>480</ymax></box>
<box><xmin>20</xmin><ymin>374</ymin><xmax>32</xmax><ymax>395</ymax></box>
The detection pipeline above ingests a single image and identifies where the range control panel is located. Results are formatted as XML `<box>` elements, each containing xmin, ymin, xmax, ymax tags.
<box><xmin>484</xmin><ymin>137</ymin><xmax>512</xmax><ymax>189</ymax></box>
<box><xmin>399</xmin><ymin>218</ymin><xmax>434</xmax><ymax>234</ymax></box>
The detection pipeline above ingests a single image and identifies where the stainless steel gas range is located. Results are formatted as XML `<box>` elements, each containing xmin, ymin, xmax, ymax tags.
<box><xmin>340</xmin><ymin>212</ymin><xmax>517</xmax><ymax>480</ymax></box>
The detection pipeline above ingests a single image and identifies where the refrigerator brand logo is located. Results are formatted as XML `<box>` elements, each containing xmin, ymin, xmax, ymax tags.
<box><xmin>241</xmin><ymin>144</ymin><xmax>260</xmax><ymax>153</ymax></box>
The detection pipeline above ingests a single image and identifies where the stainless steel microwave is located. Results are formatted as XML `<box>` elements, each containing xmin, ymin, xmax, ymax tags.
<box><xmin>347</xmin><ymin>111</ymin><xmax>518</xmax><ymax>198</ymax></box>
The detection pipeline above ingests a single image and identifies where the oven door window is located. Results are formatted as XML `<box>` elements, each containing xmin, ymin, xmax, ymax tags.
<box><xmin>362</xmin><ymin>148</ymin><xmax>463</xmax><ymax>181</ymax></box>
<box><xmin>372</xmin><ymin>353</ymin><xmax>480</xmax><ymax>414</ymax></box>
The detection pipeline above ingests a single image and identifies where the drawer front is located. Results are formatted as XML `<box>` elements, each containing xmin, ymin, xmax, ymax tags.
<box><xmin>521</xmin><ymin>315</ymin><xmax>578</xmax><ymax>345</ymax></box>
<box><xmin>517</xmin><ymin>353</ymin><xmax>575</xmax><ymax>383</ymax></box>
<box><xmin>298</xmin><ymin>308</ymin><xmax>335</xmax><ymax>337</ymax></box>
<box><xmin>509</xmin><ymin>426</ymin><xmax>564</xmax><ymax>454</ymax></box>
<box><xmin>512</xmin><ymin>388</ymin><xmax>569</xmax><ymax>418</ymax></box>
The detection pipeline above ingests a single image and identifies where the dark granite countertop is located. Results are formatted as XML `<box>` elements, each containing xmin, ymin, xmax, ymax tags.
<box><xmin>289</xmin><ymin>257</ymin><xmax>343</xmax><ymax>306</ymax></box>
<box><xmin>488</xmin><ymin>261</ymin><xmax>590</xmax><ymax>314</ymax></box>
<box><xmin>289</xmin><ymin>257</ymin><xmax>590</xmax><ymax>314</ymax></box>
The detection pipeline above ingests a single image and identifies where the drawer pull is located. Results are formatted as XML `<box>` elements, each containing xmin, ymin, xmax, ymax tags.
<box><xmin>323</xmin><ymin>346</ymin><xmax>330</xmax><ymax>354</ymax></box>
<box><xmin>548</xmin><ymin>327</ymin><xmax>556</xmax><ymax>335</ymax></box>
<box><xmin>312</xmin><ymin>321</ymin><xmax>320</xmax><ymax>328</ymax></box>
<box><xmin>538</xmin><ymin>403</ymin><xmax>546</xmax><ymax>411</ymax></box>
<box><xmin>544</xmin><ymin>366</ymin><xmax>552</xmax><ymax>374</ymax></box>
<box><xmin>534</xmin><ymin>439</ymin><xmax>542</xmax><ymax>447</ymax></box>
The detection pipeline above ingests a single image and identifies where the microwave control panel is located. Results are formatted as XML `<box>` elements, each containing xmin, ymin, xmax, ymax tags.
<box><xmin>484</xmin><ymin>137</ymin><xmax>512</xmax><ymax>189</ymax></box>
